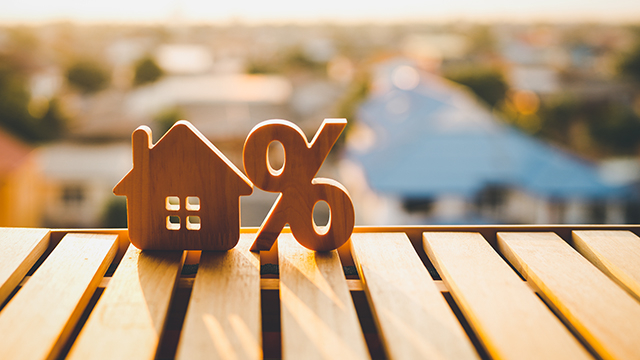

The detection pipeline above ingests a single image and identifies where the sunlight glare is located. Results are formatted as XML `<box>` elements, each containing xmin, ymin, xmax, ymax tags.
<box><xmin>1</xmin><ymin>0</ymin><xmax>639</xmax><ymax>23</ymax></box>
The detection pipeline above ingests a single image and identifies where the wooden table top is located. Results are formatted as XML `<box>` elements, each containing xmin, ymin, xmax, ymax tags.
<box><xmin>1</xmin><ymin>225</ymin><xmax>639</xmax><ymax>360</ymax></box>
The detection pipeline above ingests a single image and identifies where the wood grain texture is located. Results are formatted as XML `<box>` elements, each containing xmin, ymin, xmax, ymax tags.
<box><xmin>243</xmin><ymin>119</ymin><xmax>354</xmax><ymax>252</ymax></box>
<box><xmin>278</xmin><ymin>233</ymin><xmax>370</xmax><ymax>360</ymax></box>
<box><xmin>0</xmin><ymin>227</ymin><xmax>50</xmax><ymax>304</ymax></box>
<box><xmin>573</xmin><ymin>230</ymin><xmax>640</xmax><ymax>301</ymax></box>
<box><xmin>351</xmin><ymin>233</ymin><xmax>479</xmax><ymax>360</ymax></box>
<box><xmin>424</xmin><ymin>232</ymin><xmax>590</xmax><ymax>360</ymax></box>
<box><xmin>0</xmin><ymin>233</ymin><xmax>117</xmax><ymax>360</ymax></box>
<box><xmin>113</xmin><ymin>120</ymin><xmax>253</xmax><ymax>250</ymax></box>
<box><xmin>176</xmin><ymin>234</ymin><xmax>262</xmax><ymax>360</ymax></box>
<box><xmin>498</xmin><ymin>232</ymin><xmax>640</xmax><ymax>360</ymax></box>
<box><xmin>67</xmin><ymin>244</ymin><xmax>185</xmax><ymax>360</ymax></box>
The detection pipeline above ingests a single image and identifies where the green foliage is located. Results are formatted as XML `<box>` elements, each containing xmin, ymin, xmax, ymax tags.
<box><xmin>0</xmin><ymin>59</ymin><xmax>31</xmax><ymax>134</ymax></box>
<box><xmin>66</xmin><ymin>59</ymin><xmax>111</xmax><ymax>94</ymax></box>
<box><xmin>467</xmin><ymin>25</ymin><xmax>496</xmax><ymax>55</ymax></box>
<box><xmin>36</xmin><ymin>99</ymin><xmax>68</xmax><ymax>140</ymax></box>
<box><xmin>284</xmin><ymin>47</ymin><xmax>326</xmax><ymax>72</ymax></box>
<box><xmin>620</xmin><ymin>43</ymin><xmax>640</xmax><ymax>83</ymax></box>
<box><xmin>0</xmin><ymin>56</ymin><xmax>67</xmax><ymax>142</ymax></box>
<box><xmin>536</xmin><ymin>96</ymin><xmax>579</xmax><ymax>142</ymax></box>
<box><xmin>335</xmin><ymin>71</ymin><xmax>370</xmax><ymax>122</ymax></box>
<box><xmin>246</xmin><ymin>46</ymin><xmax>327</xmax><ymax>75</ymax></box>
<box><xmin>246</xmin><ymin>59</ymin><xmax>280</xmax><ymax>74</ymax></box>
<box><xmin>444</xmin><ymin>67</ymin><xmax>508</xmax><ymax>108</ymax></box>
<box><xmin>333</xmin><ymin>71</ymin><xmax>371</xmax><ymax>148</ymax></box>
<box><xmin>153</xmin><ymin>107</ymin><xmax>184</xmax><ymax>142</ymax></box>
<box><xmin>589</xmin><ymin>103</ymin><xmax>640</xmax><ymax>155</ymax></box>
<box><xmin>133</xmin><ymin>56</ymin><xmax>164</xmax><ymax>86</ymax></box>
<box><xmin>6</xmin><ymin>26</ymin><xmax>39</xmax><ymax>52</ymax></box>
<box><xmin>534</xmin><ymin>96</ymin><xmax>640</xmax><ymax>156</ymax></box>
<box><xmin>103</xmin><ymin>197</ymin><xmax>127</xmax><ymax>228</ymax></box>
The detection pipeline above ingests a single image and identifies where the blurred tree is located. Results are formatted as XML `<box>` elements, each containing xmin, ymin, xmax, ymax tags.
<box><xmin>589</xmin><ymin>103</ymin><xmax>640</xmax><ymax>155</ymax></box>
<box><xmin>620</xmin><ymin>43</ymin><xmax>640</xmax><ymax>83</ymax></box>
<box><xmin>285</xmin><ymin>48</ymin><xmax>322</xmax><ymax>71</ymax></box>
<box><xmin>335</xmin><ymin>71</ymin><xmax>370</xmax><ymax>122</ymax></box>
<box><xmin>37</xmin><ymin>98</ymin><xmax>68</xmax><ymax>140</ymax></box>
<box><xmin>444</xmin><ymin>67</ymin><xmax>508</xmax><ymax>108</ymax></box>
<box><xmin>532</xmin><ymin>96</ymin><xmax>640</xmax><ymax>156</ymax></box>
<box><xmin>66</xmin><ymin>59</ymin><xmax>111</xmax><ymax>94</ymax></box>
<box><xmin>0</xmin><ymin>56</ymin><xmax>67</xmax><ymax>142</ymax></box>
<box><xmin>467</xmin><ymin>25</ymin><xmax>497</xmax><ymax>56</ymax></box>
<box><xmin>6</xmin><ymin>26</ymin><xmax>39</xmax><ymax>49</ymax></box>
<box><xmin>333</xmin><ymin>70</ymin><xmax>371</xmax><ymax>148</ymax></box>
<box><xmin>536</xmin><ymin>96</ymin><xmax>580</xmax><ymax>143</ymax></box>
<box><xmin>246</xmin><ymin>46</ymin><xmax>327</xmax><ymax>75</ymax></box>
<box><xmin>103</xmin><ymin>197</ymin><xmax>127</xmax><ymax>228</ymax></box>
<box><xmin>284</xmin><ymin>47</ymin><xmax>327</xmax><ymax>74</ymax></box>
<box><xmin>133</xmin><ymin>56</ymin><xmax>164</xmax><ymax>86</ymax></box>
<box><xmin>153</xmin><ymin>107</ymin><xmax>184</xmax><ymax>141</ymax></box>
<box><xmin>246</xmin><ymin>59</ymin><xmax>279</xmax><ymax>74</ymax></box>
<box><xmin>0</xmin><ymin>58</ymin><xmax>31</xmax><ymax>136</ymax></box>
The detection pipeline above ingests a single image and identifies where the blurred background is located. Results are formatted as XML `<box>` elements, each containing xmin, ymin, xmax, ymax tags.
<box><xmin>1</xmin><ymin>1</ymin><xmax>640</xmax><ymax>228</ymax></box>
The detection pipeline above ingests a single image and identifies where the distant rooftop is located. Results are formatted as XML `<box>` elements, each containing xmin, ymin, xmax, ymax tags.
<box><xmin>127</xmin><ymin>74</ymin><xmax>292</xmax><ymax>117</ymax></box>
<box><xmin>348</xmin><ymin>59</ymin><xmax>628</xmax><ymax>200</ymax></box>
<box><xmin>0</xmin><ymin>129</ymin><xmax>32</xmax><ymax>176</ymax></box>
<box><xmin>155</xmin><ymin>44</ymin><xmax>214</xmax><ymax>75</ymax></box>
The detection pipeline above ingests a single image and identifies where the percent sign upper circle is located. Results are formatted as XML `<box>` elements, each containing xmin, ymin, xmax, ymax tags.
<box><xmin>243</xmin><ymin>119</ymin><xmax>355</xmax><ymax>252</ymax></box>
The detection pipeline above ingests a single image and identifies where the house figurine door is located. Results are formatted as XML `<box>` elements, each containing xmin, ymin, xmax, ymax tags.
<box><xmin>113</xmin><ymin>121</ymin><xmax>253</xmax><ymax>251</ymax></box>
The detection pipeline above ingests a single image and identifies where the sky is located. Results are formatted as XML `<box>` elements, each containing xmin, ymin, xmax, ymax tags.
<box><xmin>0</xmin><ymin>0</ymin><xmax>639</xmax><ymax>24</ymax></box>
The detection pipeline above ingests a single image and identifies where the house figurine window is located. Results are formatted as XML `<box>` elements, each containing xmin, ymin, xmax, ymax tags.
<box><xmin>165</xmin><ymin>196</ymin><xmax>201</xmax><ymax>231</ymax></box>
<box><xmin>186</xmin><ymin>196</ymin><xmax>200</xmax><ymax>211</ymax></box>
<box><xmin>166</xmin><ymin>196</ymin><xmax>180</xmax><ymax>211</ymax></box>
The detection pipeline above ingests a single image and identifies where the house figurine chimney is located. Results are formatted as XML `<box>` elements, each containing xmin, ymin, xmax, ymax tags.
<box><xmin>132</xmin><ymin>126</ymin><xmax>151</xmax><ymax>173</ymax></box>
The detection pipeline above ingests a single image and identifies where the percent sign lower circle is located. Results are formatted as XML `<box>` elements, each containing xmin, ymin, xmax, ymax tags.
<box><xmin>243</xmin><ymin>119</ymin><xmax>355</xmax><ymax>252</ymax></box>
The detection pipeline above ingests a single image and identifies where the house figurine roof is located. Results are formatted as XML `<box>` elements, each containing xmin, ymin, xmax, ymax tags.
<box><xmin>114</xmin><ymin>120</ymin><xmax>253</xmax><ymax>250</ymax></box>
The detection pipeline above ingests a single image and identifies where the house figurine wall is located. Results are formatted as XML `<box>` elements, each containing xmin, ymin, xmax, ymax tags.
<box><xmin>113</xmin><ymin>119</ymin><xmax>355</xmax><ymax>252</ymax></box>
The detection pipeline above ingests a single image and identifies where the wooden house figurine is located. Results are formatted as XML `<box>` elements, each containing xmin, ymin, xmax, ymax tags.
<box><xmin>113</xmin><ymin>120</ymin><xmax>253</xmax><ymax>250</ymax></box>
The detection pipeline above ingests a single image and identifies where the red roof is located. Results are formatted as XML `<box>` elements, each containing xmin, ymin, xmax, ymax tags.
<box><xmin>0</xmin><ymin>128</ymin><xmax>32</xmax><ymax>176</ymax></box>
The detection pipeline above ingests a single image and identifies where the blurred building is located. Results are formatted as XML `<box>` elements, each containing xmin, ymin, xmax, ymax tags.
<box><xmin>0</xmin><ymin>130</ymin><xmax>42</xmax><ymax>227</ymax></box>
<box><xmin>344</xmin><ymin>59</ymin><xmax>632</xmax><ymax>225</ymax></box>
<box><xmin>36</xmin><ymin>142</ymin><xmax>131</xmax><ymax>227</ymax></box>
<box><xmin>127</xmin><ymin>73</ymin><xmax>293</xmax><ymax>142</ymax></box>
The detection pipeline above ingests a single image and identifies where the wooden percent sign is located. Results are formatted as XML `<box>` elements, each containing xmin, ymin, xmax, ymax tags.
<box><xmin>243</xmin><ymin>119</ymin><xmax>355</xmax><ymax>252</ymax></box>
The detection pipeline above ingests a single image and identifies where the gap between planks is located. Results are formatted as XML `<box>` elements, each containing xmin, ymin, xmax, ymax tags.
<box><xmin>19</xmin><ymin>276</ymin><xmax>535</xmax><ymax>293</ymax></box>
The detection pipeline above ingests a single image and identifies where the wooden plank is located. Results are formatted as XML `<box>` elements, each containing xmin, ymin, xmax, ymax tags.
<box><xmin>176</xmin><ymin>234</ymin><xmax>261</xmax><ymax>360</ymax></box>
<box><xmin>0</xmin><ymin>227</ymin><xmax>50</xmax><ymax>305</ymax></box>
<box><xmin>424</xmin><ymin>232</ymin><xmax>590</xmax><ymax>360</ymax></box>
<box><xmin>278</xmin><ymin>233</ymin><xmax>370</xmax><ymax>360</ymax></box>
<box><xmin>0</xmin><ymin>233</ymin><xmax>117</xmax><ymax>360</ymax></box>
<box><xmin>351</xmin><ymin>232</ymin><xmax>478</xmax><ymax>360</ymax></box>
<box><xmin>498</xmin><ymin>232</ymin><xmax>640</xmax><ymax>360</ymax></box>
<box><xmin>67</xmin><ymin>244</ymin><xmax>185</xmax><ymax>360</ymax></box>
<box><xmin>573</xmin><ymin>230</ymin><xmax>640</xmax><ymax>301</ymax></box>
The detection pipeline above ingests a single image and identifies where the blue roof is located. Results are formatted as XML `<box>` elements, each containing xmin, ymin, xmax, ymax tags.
<box><xmin>348</xmin><ymin>60</ymin><xmax>627</xmax><ymax>200</ymax></box>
